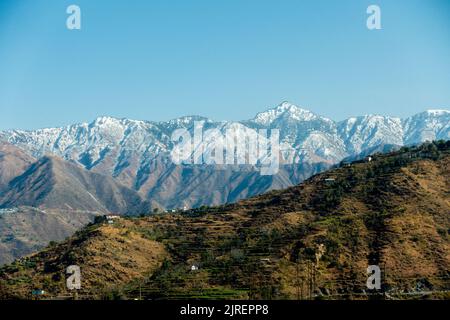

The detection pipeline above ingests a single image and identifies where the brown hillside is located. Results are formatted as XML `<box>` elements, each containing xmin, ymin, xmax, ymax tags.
<box><xmin>0</xmin><ymin>156</ymin><xmax>150</xmax><ymax>215</ymax></box>
<box><xmin>0</xmin><ymin>143</ymin><xmax>35</xmax><ymax>191</ymax></box>
<box><xmin>1</xmin><ymin>141</ymin><xmax>449</xmax><ymax>300</ymax></box>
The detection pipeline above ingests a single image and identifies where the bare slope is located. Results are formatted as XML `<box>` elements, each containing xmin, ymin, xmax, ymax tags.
<box><xmin>0</xmin><ymin>156</ymin><xmax>151</xmax><ymax>215</ymax></box>
<box><xmin>0</xmin><ymin>142</ymin><xmax>35</xmax><ymax>191</ymax></box>
<box><xmin>0</xmin><ymin>207</ymin><xmax>98</xmax><ymax>265</ymax></box>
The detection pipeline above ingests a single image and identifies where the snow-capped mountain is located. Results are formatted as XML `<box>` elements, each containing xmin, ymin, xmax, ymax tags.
<box><xmin>252</xmin><ymin>102</ymin><xmax>324</xmax><ymax>125</ymax></box>
<box><xmin>337</xmin><ymin>115</ymin><xmax>404</xmax><ymax>155</ymax></box>
<box><xmin>402</xmin><ymin>110</ymin><xmax>450</xmax><ymax>145</ymax></box>
<box><xmin>0</xmin><ymin>102</ymin><xmax>448</xmax><ymax>208</ymax></box>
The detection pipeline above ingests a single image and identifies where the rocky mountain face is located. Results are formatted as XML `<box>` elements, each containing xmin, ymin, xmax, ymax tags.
<box><xmin>1</xmin><ymin>141</ymin><xmax>448</xmax><ymax>299</ymax></box>
<box><xmin>0</xmin><ymin>102</ymin><xmax>448</xmax><ymax>209</ymax></box>
<box><xmin>0</xmin><ymin>143</ymin><xmax>35</xmax><ymax>191</ymax></box>
<box><xmin>0</xmin><ymin>155</ymin><xmax>150</xmax><ymax>215</ymax></box>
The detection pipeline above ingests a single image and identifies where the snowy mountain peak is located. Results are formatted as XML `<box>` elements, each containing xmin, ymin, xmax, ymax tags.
<box><xmin>253</xmin><ymin>102</ymin><xmax>319</xmax><ymax>124</ymax></box>
<box><xmin>0</xmin><ymin>102</ymin><xmax>448</xmax><ymax>184</ymax></box>
<box><xmin>92</xmin><ymin>116</ymin><xmax>145</xmax><ymax>125</ymax></box>
<box><xmin>90</xmin><ymin>116</ymin><xmax>152</xmax><ymax>131</ymax></box>
<box><xmin>166</xmin><ymin>115</ymin><xmax>213</xmax><ymax>126</ymax></box>
<box><xmin>425</xmin><ymin>109</ymin><xmax>450</xmax><ymax>116</ymax></box>
<box><xmin>92</xmin><ymin>116</ymin><xmax>123</xmax><ymax>126</ymax></box>
<box><xmin>402</xmin><ymin>108</ymin><xmax>450</xmax><ymax>144</ymax></box>
<box><xmin>277</xmin><ymin>101</ymin><xmax>309</xmax><ymax>112</ymax></box>
<box><xmin>362</xmin><ymin>114</ymin><xmax>400</xmax><ymax>121</ymax></box>
<box><xmin>94</xmin><ymin>115</ymin><xmax>118</xmax><ymax>122</ymax></box>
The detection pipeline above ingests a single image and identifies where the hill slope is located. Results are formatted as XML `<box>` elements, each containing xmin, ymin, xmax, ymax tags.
<box><xmin>0</xmin><ymin>156</ymin><xmax>150</xmax><ymax>215</ymax></box>
<box><xmin>0</xmin><ymin>142</ymin><xmax>35</xmax><ymax>191</ymax></box>
<box><xmin>0</xmin><ymin>155</ymin><xmax>153</xmax><ymax>265</ymax></box>
<box><xmin>0</xmin><ymin>207</ymin><xmax>98</xmax><ymax>265</ymax></box>
<box><xmin>1</xmin><ymin>141</ymin><xmax>449</xmax><ymax>300</ymax></box>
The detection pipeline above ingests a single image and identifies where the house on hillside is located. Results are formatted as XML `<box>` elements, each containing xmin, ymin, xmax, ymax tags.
<box><xmin>105</xmin><ymin>214</ymin><xmax>121</xmax><ymax>224</ymax></box>
<box><xmin>339</xmin><ymin>160</ymin><xmax>352</xmax><ymax>167</ymax></box>
<box><xmin>342</xmin><ymin>162</ymin><xmax>352</xmax><ymax>167</ymax></box>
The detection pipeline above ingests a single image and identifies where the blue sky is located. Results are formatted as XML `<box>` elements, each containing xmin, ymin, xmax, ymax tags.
<box><xmin>0</xmin><ymin>0</ymin><xmax>449</xmax><ymax>130</ymax></box>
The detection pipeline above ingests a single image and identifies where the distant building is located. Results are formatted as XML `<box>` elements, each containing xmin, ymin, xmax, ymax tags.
<box><xmin>104</xmin><ymin>214</ymin><xmax>121</xmax><ymax>224</ymax></box>
<box><xmin>106</xmin><ymin>214</ymin><xmax>121</xmax><ymax>220</ymax></box>
<box><xmin>340</xmin><ymin>160</ymin><xmax>352</xmax><ymax>167</ymax></box>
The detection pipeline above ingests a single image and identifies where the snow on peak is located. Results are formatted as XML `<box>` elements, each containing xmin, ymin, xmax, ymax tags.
<box><xmin>277</xmin><ymin>101</ymin><xmax>309</xmax><ymax>112</ymax></box>
<box><xmin>253</xmin><ymin>101</ymin><xmax>318</xmax><ymax>124</ymax></box>
<box><xmin>167</xmin><ymin>115</ymin><xmax>213</xmax><ymax>126</ymax></box>
<box><xmin>425</xmin><ymin>109</ymin><xmax>449</xmax><ymax>116</ymax></box>
<box><xmin>0</xmin><ymin>104</ymin><xmax>448</xmax><ymax>175</ymax></box>
<box><xmin>93</xmin><ymin>116</ymin><xmax>122</xmax><ymax>125</ymax></box>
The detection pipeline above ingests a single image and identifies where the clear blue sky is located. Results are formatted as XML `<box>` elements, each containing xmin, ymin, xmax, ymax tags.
<box><xmin>0</xmin><ymin>0</ymin><xmax>449</xmax><ymax>130</ymax></box>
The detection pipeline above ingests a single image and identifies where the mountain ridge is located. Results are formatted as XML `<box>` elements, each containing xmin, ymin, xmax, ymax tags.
<box><xmin>0</xmin><ymin>152</ymin><xmax>153</xmax><ymax>265</ymax></box>
<box><xmin>0</xmin><ymin>142</ymin><xmax>36</xmax><ymax>191</ymax></box>
<box><xmin>1</xmin><ymin>102</ymin><xmax>448</xmax><ymax>210</ymax></box>
<box><xmin>0</xmin><ymin>155</ymin><xmax>151</xmax><ymax>215</ymax></box>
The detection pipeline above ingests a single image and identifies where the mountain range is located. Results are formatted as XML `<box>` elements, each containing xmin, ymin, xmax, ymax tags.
<box><xmin>1</xmin><ymin>102</ymin><xmax>449</xmax><ymax>210</ymax></box>
<box><xmin>0</xmin><ymin>102</ymin><xmax>448</xmax><ymax>265</ymax></box>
